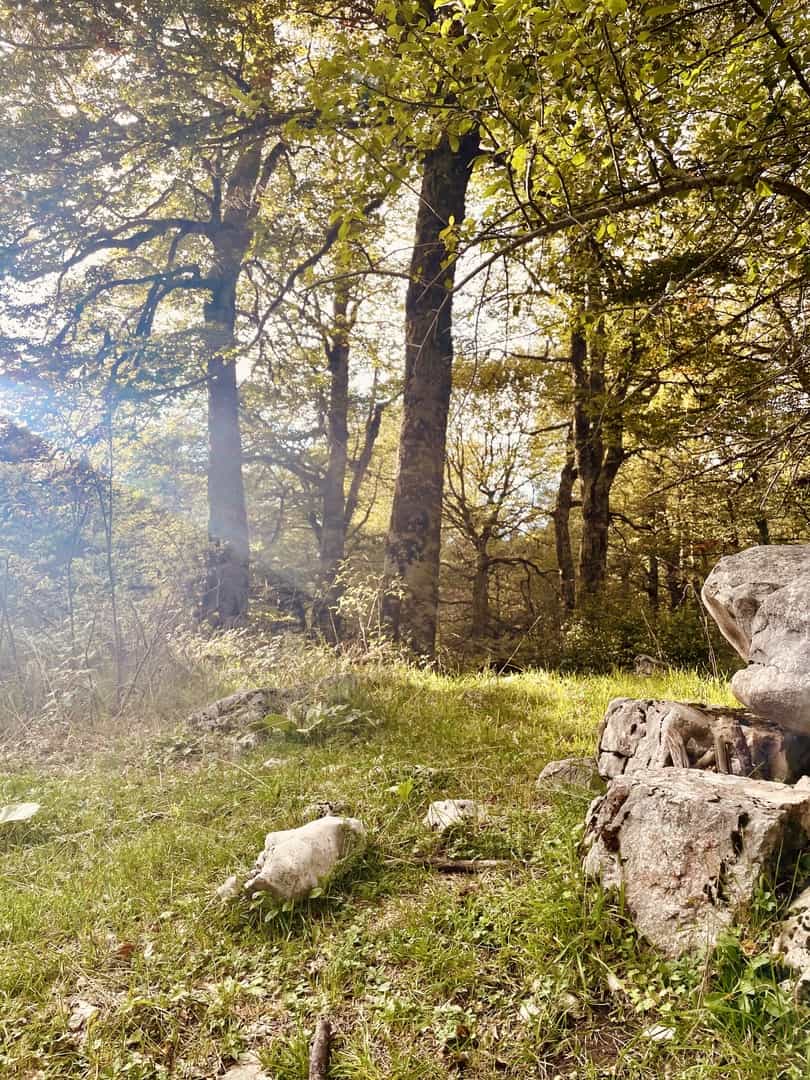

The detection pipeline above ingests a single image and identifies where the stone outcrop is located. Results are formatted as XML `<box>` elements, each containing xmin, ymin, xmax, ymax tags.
<box><xmin>243</xmin><ymin>815</ymin><xmax>366</xmax><ymax>901</ymax></box>
<box><xmin>583</xmin><ymin>769</ymin><xmax>810</xmax><ymax>957</ymax></box>
<box><xmin>596</xmin><ymin>698</ymin><xmax>810</xmax><ymax>783</ymax></box>
<box><xmin>702</xmin><ymin>545</ymin><xmax>810</xmax><ymax>734</ymax></box>
<box><xmin>187</xmin><ymin>675</ymin><xmax>362</xmax><ymax>734</ymax></box>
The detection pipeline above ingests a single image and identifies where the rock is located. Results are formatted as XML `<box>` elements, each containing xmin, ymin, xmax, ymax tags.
<box><xmin>187</xmin><ymin>676</ymin><xmax>362</xmax><ymax>735</ymax></box>
<box><xmin>244</xmin><ymin>815</ymin><xmax>366</xmax><ymax>901</ymax></box>
<box><xmin>596</xmin><ymin>698</ymin><xmax>810</xmax><ymax>782</ymax></box>
<box><xmin>702</xmin><ymin>545</ymin><xmax>810</xmax><ymax>734</ymax></box>
<box><xmin>732</xmin><ymin>576</ymin><xmax>810</xmax><ymax>735</ymax></box>
<box><xmin>261</xmin><ymin>757</ymin><xmax>285</xmax><ymax>770</ymax></box>
<box><xmin>583</xmin><ymin>768</ymin><xmax>810</xmax><ymax>957</ymax></box>
<box><xmin>216</xmin><ymin>875</ymin><xmax>241</xmax><ymax>902</ymax></box>
<box><xmin>67</xmin><ymin>999</ymin><xmax>99</xmax><ymax>1032</ymax></box>
<box><xmin>772</xmin><ymin>886</ymin><xmax>810</xmax><ymax>1001</ymax></box>
<box><xmin>188</xmin><ymin>688</ymin><xmax>279</xmax><ymax>733</ymax></box>
<box><xmin>222</xmin><ymin>1053</ymin><xmax>270</xmax><ymax>1080</ymax></box>
<box><xmin>424</xmin><ymin>799</ymin><xmax>485</xmax><ymax>832</ymax></box>
<box><xmin>643</xmin><ymin>1024</ymin><xmax>675</xmax><ymax>1043</ymax></box>
<box><xmin>302</xmin><ymin>799</ymin><xmax>348</xmax><ymax>820</ymax></box>
<box><xmin>0</xmin><ymin>801</ymin><xmax>40</xmax><ymax>825</ymax></box>
<box><xmin>702</xmin><ymin>545</ymin><xmax>810</xmax><ymax>658</ymax></box>
<box><xmin>536</xmin><ymin>757</ymin><xmax>602</xmax><ymax>791</ymax></box>
<box><xmin>633</xmin><ymin>654</ymin><xmax>666</xmax><ymax>676</ymax></box>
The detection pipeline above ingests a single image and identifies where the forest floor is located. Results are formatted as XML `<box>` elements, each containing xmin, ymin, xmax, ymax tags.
<box><xmin>1</xmin><ymin>664</ymin><xmax>809</xmax><ymax>1079</ymax></box>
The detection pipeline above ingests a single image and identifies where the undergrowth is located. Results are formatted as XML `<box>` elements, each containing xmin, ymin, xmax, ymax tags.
<box><xmin>1</xmin><ymin>656</ymin><xmax>807</xmax><ymax>1078</ymax></box>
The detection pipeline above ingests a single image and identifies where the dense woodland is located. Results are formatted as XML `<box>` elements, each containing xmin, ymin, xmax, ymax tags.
<box><xmin>1</xmin><ymin>0</ymin><xmax>809</xmax><ymax>713</ymax></box>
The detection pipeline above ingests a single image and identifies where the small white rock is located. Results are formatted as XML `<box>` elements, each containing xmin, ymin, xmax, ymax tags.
<box><xmin>643</xmin><ymin>1023</ymin><xmax>675</xmax><ymax>1042</ymax></box>
<box><xmin>216</xmin><ymin>875</ymin><xmax>241</xmax><ymax>902</ymax></box>
<box><xmin>67</xmin><ymin>999</ymin><xmax>99</xmax><ymax>1032</ymax></box>
<box><xmin>0</xmin><ymin>802</ymin><xmax>40</xmax><ymax>825</ymax></box>
<box><xmin>424</xmin><ymin>799</ymin><xmax>485</xmax><ymax>832</ymax></box>
<box><xmin>222</xmin><ymin>1052</ymin><xmax>270</xmax><ymax>1080</ymax></box>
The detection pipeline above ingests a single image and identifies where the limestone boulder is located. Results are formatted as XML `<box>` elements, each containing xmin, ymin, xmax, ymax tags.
<box><xmin>583</xmin><ymin>769</ymin><xmax>810</xmax><ymax>957</ymax></box>
<box><xmin>701</xmin><ymin>545</ymin><xmax>810</xmax><ymax>658</ymax></box>
<box><xmin>244</xmin><ymin>815</ymin><xmax>366</xmax><ymax>901</ymax></box>
<box><xmin>596</xmin><ymin>698</ymin><xmax>810</xmax><ymax>782</ymax></box>
<box><xmin>701</xmin><ymin>545</ymin><xmax>810</xmax><ymax>734</ymax></box>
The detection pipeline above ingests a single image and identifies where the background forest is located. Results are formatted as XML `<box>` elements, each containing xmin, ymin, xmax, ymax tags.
<box><xmin>1</xmin><ymin>0</ymin><xmax>809</xmax><ymax>726</ymax></box>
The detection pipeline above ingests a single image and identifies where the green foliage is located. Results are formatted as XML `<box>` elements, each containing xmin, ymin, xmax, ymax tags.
<box><xmin>1</xmin><ymin>660</ymin><xmax>807</xmax><ymax>1077</ymax></box>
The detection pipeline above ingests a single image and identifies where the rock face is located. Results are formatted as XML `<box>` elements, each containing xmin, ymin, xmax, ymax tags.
<box><xmin>244</xmin><ymin>815</ymin><xmax>366</xmax><ymax>901</ymax></box>
<box><xmin>536</xmin><ymin>757</ymin><xmax>602</xmax><ymax>791</ymax></box>
<box><xmin>583</xmin><ymin>769</ymin><xmax>810</xmax><ymax>957</ymax></box>
<box><xmin>772</xmin><ymin>886</ymin><xmax>810</xmax><ymax>1000</ymax></box>
<box><xmin>701</xmin><ymin>545</ymin><xmax>810</xmax><ymax>734</ymax></box>
<box><xmin>596</xmin><ymin>698</ymin><xmax>810</xmax><ymax>783</ymax></box>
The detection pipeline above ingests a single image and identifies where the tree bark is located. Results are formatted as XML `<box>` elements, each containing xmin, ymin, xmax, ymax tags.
<box><xmin>203</xmin><ymin>295</ymin><xmax>250</xmax><ymax>627</ymax></box>
<box><xmin>646</xmin><ymin>552</ymin><xmax>660</xmax><ymax>611</ymax></box>
<box><xmin>200</xmin><ymin>144</ymin><xmax>262</xmax><ymax>626</ymax></box>
<box><xmin>470</xmin><ymin>546</ymin><xmax>491</xmax><ymax>641</ymax></box>
<box><xmin>382</xmin><ymin>131</ymin><xmax>479</xmax><ymax>659</ymax></box>
<box><xmin>552</xmin><ymin>425</ymin><xmax>577</xmax><ymax>613</ymax></box>
<box><xmin>571</xmin><ymin>326</ymin><xmax>625</xmax><ymax>597</ymax></box>
<box><xmin>313</xmin><ymin>287</ymin><xmax>352</xmax><ymax>642</ymax></box>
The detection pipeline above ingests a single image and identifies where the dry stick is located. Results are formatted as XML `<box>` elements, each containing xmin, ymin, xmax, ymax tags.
<box><xmin>309</xmin><ymin>1016</ymin><xmax>332</xmax><ymax>1080</ymax></box>
<box><xmin>423</xmin><ymin>857</ymin><xmax>514</xmax><ymax>873</ymax></box>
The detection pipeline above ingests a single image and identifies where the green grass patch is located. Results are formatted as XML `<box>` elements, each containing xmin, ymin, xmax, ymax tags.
<box><xmin>1</xmin><ymin>667</ymin><xmax>808</xmax><ymax>1078</ymax></box>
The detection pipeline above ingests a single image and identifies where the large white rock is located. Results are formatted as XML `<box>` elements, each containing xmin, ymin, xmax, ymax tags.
<box><xmin>702</xmin><ymin>545</ymin><xmax>810</xmax><ymax>733</ymax></box>
<box><xmin>583</xmin><ymin>769</ymin><xmax>810</xmax><ymax>957</ymax></box>
<box><xmin>596</xmin><ymin>698</ymin><xmax>810</xmax><ymax>782</ymax></box>
<box><xmin>244</xmin><ymin>815</ymin><xmax>366</xmax><ymax>901</ymax></box>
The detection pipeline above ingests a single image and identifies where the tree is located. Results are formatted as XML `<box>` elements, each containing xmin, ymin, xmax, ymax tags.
<box><xmin>382</xmin><ymin>131</ymin><xmax>479</xmax><ymax>657</ymax></box>
<box><xmin>0</xmin><ymin>0</ymin><xmax>306</xmax><ymax>624</ymax></box>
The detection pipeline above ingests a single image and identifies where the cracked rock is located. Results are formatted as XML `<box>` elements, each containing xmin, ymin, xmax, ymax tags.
<box><xmin>701</xmin><ymin>545</ymin><xmax>810</xmax><ymax>734</ymax></box>
<box><xmin>583</xmin><ymin>768</ymin><xmax>810</xmax><ymax>957</ymax></box>
<box><xmin>596</xmin><ymin>698</ymin><xmax>810</xmax><ymax>782</ymax></box>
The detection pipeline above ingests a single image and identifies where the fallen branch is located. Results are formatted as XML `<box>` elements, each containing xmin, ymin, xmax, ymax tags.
<box><xmin>423</xmin><ymin>858</ymin><xmax>514</xmax><ymax>873</ymax></box>
<box><xmin>309</xmin><ymin>1016</ymin><xmax>332</xmax><ymax>1080</ymax></box>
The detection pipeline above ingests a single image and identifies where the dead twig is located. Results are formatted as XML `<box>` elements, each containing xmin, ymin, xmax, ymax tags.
<box><xmin>423</xmin><ymin>857</ymin><xmax>515</xmax><ymax>873</ymax></box>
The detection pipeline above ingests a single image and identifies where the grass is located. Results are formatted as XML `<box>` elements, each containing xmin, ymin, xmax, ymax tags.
<box><xmin>1</xmin><ymin>664</ymin><xmax>809</xmax><ymax>1078</ymax></box>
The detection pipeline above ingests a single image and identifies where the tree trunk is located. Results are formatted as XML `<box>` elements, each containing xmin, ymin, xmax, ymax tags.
<box><xmin>646</xmin><ymin>553</ymin><xmax>660</xmax><ymax>611</ymax></box>
<box><xmin>470</xmin><ymin>547</ymin><xmax>490</xmax><ymax>641</ymax></box>
<box><xmin>204</xmin><ymin>324</ymin><xmax>250</xmax><ymax>627</ymax></box>
<box><xmin>198</xmin><ymin>139</ymin><xmax>285</xmax><ymax>627</ymax></box>
<box><xmin>200</xmin><ymin>145</ymin><xmax>262</xmax><ymax>626</ymax></box>
<box><xmin>553</xmin><ymin>425</ymin><xmax>577</xmax><ymax>613</ymax></box>
<box><xmin>382</xmin><ymin>131</ymin><xmax>479</xmax><ymax>659</ymax></box>
<box><xmin>313</xmin><ymin>288</ymin><xmax>351</xmax><ymax>642</ymax></box>
<box><xmin>571</xmin><ymin>326</ymin><xmax>625</xmax><ymax>598</ymax></box>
